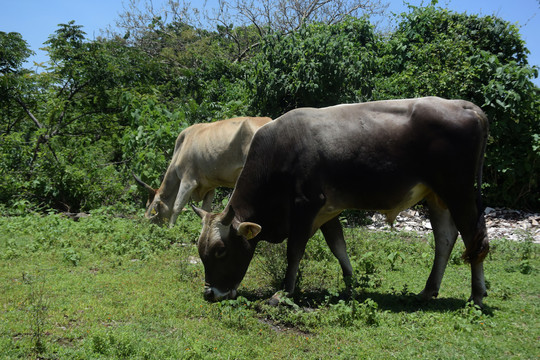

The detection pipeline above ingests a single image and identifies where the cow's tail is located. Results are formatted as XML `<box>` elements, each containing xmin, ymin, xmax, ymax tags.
<box><xmin>463</xmin><ymin>110</ymin><xmax>490</xmax><ymax>264</ymax></box>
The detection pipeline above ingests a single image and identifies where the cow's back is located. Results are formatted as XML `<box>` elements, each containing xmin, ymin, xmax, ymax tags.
<box><xmin>172</xmin><ymin>117</ymin><xmax>271</xmax><ymax>189</ymax></box>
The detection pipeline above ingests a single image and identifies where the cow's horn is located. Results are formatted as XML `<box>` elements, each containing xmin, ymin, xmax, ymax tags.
<box><xmin>132</xmin><ymin>172</ymin><xmax>156</xmax><ymax>195</ymax></box>
<box><xmin>221</xmin><ymin>206</ymin><xmax>236</xmax><ymax>226</ymax></box>
<box><xmin>192</xmin><ymin>205</ymin><xmax>207</xmax><ymax>219</ymax></box>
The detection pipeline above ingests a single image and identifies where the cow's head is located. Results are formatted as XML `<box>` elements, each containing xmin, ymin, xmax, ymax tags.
<box><xmin>132</xmin><ymin>173</ymin><xmax>170</xmax><ymax>225</ymax></box>
<box><xmin>193</xmin><ymin>205</ymin><xmax>262</xmax><ymax>301</ymax></box>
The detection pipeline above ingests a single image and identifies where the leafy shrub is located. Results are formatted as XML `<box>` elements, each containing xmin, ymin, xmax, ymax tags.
<box><xmin>246</xmin><ymin>17</ymin><xmax>378</xmax><ymax>118</ymax></box>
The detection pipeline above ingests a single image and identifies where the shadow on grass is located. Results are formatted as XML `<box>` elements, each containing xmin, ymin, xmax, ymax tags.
<box><xmin>238</xmin><ymin>287</ymin><xmax>496</xmax><ymax>315</ymax></box>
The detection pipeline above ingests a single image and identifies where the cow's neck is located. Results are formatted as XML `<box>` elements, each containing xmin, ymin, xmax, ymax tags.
<box><xmin>228</xmin><ymin>181</ymin><xmax>289</xmax><ymax>244</ymax></box>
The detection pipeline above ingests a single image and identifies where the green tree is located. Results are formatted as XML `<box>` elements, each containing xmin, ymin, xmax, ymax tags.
<box><xmin>0</xmin><ymin>23</ymin><xmax>162</xmax><ymax>211</ymax></box>
<box><xmin>246</xmin><ymin>17</ymin><xmax>378</xmax><ymax>118</ymax></box>
<box><xmin>0</xmin><ymin>32</ymin><xmax>36</xmax><ymax>206</ymax></box>
<box><xmin>374</xmin><ymin>4</ymin><xmax>539</xmax><ymax>208</ymax></box>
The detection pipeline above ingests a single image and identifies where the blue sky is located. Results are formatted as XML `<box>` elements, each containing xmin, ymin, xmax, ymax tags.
<box><xmin>1</xmin><ymin>0</ymin><xmax>539</xmax><ymax>85</ymax></box>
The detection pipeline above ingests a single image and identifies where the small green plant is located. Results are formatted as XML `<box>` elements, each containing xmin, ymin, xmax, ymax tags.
<box><xmin>216</xmin><ymin>297</ymin><xmax>255</xmax><ymax>330</ymax></box>
<box><xmin>91</xmin><ymin>332</ymin><xmax>136</xmax><ymax>358</ymax></box>
<box><xmin>2</xmin><ymin>239</ymin><xmax>21</xmax><ymax>260</ymax></box>
<box><xmin>92</xmin><ymin>333</ymin><xmax>109</xmax><ymax>355</ymax></box>
<box><xmin>454</xmin><ymin>301</ymin><xmax>487</xmax><ymax>333</ymax></box>
<box><xmin>460</xmin><ymin>301</ymin><xmax>484</xmax><ymax>323</ymax></box>
<box><xmin>497</xmin><ymin>235</ymin><xmax>537</xmax><ymax>274</ymax></box>
<box><xmin>62</xmin><ymin>247</ymin><xmax>81</xmax><ymax>266</ymax></box>
<box><xmin>329</xmin><ymin>298</ymin><xmax>380</xmax><ymax>327</ymax></box>
<box><xmin>519</xmin><ymin>259</ymin><xmax>533</xmax><ymax>274</ymax></box>
<box><xmin>387</xmin><ymin>251</ymin><xmax>405</xmax><ymax>270</ymax></box>
<box><xmin>350</xmin><ymin>252</ymin><xmax>383</xmax><ymax>292</ymax></box>
<box><xmin>449</xmin><ymin>241</ymin><xmax>465</xmax><ymax>265</ymax></box>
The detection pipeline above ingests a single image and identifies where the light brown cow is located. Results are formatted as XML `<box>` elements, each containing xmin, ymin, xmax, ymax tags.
<box><xmin>134</xmin><ymin>117</ymin><xmax>271</xmax><ymax>227</ymax></box>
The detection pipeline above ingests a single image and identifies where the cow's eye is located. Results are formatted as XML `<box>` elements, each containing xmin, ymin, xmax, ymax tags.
<box><xmin>214</xmin><ymin>247</ymin><xmax>227</xmax><ymax>259</ymax></box>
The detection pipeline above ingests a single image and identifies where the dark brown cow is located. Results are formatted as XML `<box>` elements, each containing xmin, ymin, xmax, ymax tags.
<box><xmin>194</xmin><ymin>97</ymin><xmax>490</xmax><ymax>307</ymax></box>
<box><xmin>135</xmin><ymin>116</ymin><xmax>271</xmax><ymax>227</ymax></box>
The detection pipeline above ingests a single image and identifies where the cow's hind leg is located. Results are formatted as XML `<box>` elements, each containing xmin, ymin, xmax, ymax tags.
<box><xmin>446</xmin><ymin>196</ymin><xmax>488</xmax><ymax>307</ymax></box>
<box><xmin>169</xmin><ymin>180</ymin><xmax>197</xmax><ymax>227</ymax></box>
<box><xmin>320</xmin><ymin>217</ymin><xmax>353</xmax><ymax>287</ymax></box>
<box><xmin>419</xmin><ymin>194</ymin><xmax>459</xmax><ymax>302</ymax></box>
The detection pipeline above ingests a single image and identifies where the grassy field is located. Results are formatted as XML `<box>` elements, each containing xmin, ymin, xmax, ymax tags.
<box><xmin>0</xmin><ymin>210</ymin><xmax>538</xmax><ymax>359</ymax></box>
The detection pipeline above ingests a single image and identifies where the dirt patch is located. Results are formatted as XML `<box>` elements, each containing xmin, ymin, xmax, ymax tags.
<box><xmin>258</xmin><ymin>318</ymin><xmax>311</xmax><ymax>336</ymax></box>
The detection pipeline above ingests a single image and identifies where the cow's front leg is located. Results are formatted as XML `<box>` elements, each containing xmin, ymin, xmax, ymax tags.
<box><xmin>169</xmin><ymin>180</ymin><xmax>197</xmax><ymax>227</ymax></box>
<box><xmin>283</xmin><ymin>235</ymin><xmax>310</xmax><ymax>294</ymax></box>
<box><xmin>268</xmin><ymin>234</ymin><xmax>310</xmax><ymax>306</ymax></box>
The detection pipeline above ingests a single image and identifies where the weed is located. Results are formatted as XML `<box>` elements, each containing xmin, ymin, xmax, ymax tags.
<box><xmin>454</xmin><ymin>301</ymin><xmax>487</xmax><ymax>332</ymax></box>
<box><xmin>91</xmin><ymin>331</ymin><xmax>136</xmax><ymax>358</ymax></box>
<box><xmin>2</xmin><ymin>239</ymin><xmax>21</xmax><ymax>260</ymax></box>
<box><xmin>255</xmin><ymin>241</ymin><xmax>287</xmax><ymax>289</ymax></box>
<box><xmin>519</xmin><ymin>259</ymin><xmax>533</xmax><ymax>274</ymax></box>
<box><xmin>449</xmin><ymin>241</ymin><xmax>465</xmax><ymax>265</ymax></box>
<box><xmin>91</xmin><ymin>333</ymin><xmax>109</xmax><ymax>355</ymax></box>
<box><xmin>62</xmin><ymin>247</ymin><xmax>81</xmax><ymax>266</ymax></box>
<box><xmin>496</xmin><ymin>235</ymin><xmax>537</xmax><ymax>274</ymax></box>
<box><xmin>387</xmin><ymin>251</ymin><xmax>405</xmax><ymax>270</ymax></box>
<box><xmin>329</xmin><ymin>298</ymin><xmax>380</xmax><ymax>327</ymax></box>
<box><xmin>460</xmin><ymin>301</ymin><xmax>485</xmax><ymax>323</ymax></box>
<box><xmin>23</xmin><ymin>271</ymin><xmax>49</xmax><ymax>357</ymax></box>
<box><xmin>216</xmin><ymin>297</ymin><xmax>255</xmax><ymax>330</ymax></box>
<box><xmin>354</xmin><ymin>251</ymin><xmax>376</xmax><ymax>274</ymax></box>
<box><xmin>350</xmin><ymin>252</ymin><xmax>383</xmax><ymax>292</ymax></box>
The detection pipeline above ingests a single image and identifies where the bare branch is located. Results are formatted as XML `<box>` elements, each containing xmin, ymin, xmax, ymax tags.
<box><xmin>205</xmin><ymin>0</ymin><xmax>389</xmax><ymax>34</ymax></box>
<box><xmin>14</xmin><ymin>97</ymin><xmax>44</xmax><ymax>130</ymax></box>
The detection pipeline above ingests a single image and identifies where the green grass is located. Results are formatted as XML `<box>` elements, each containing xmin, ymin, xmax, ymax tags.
<box><xmin>0</xmin><ymin>212</ymin><xmax>538</xmax><ymax>359</ymax></box>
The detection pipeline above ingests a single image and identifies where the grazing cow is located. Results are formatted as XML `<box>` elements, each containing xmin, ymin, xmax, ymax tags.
<box><xmin>134</xmin><ymin>116</ymin><xmax>271</xmax><ymax>227</ymax></box>
<box><xmin>194</xmin><ymin>97</ymin><xmax>490</xmax><ymax>307</ymax></box>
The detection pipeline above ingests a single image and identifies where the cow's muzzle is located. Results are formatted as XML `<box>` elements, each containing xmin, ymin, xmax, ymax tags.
<box><xmin>203</xmin><ymin>284</ymin><xmax>237</xmax><ymax>302</ymax></box>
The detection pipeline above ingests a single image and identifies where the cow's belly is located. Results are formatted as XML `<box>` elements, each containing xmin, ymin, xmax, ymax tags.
<box><xmin>312</xmin><ymin>183</ymin><xmax>431</xmax><ymax>234</ymax></box>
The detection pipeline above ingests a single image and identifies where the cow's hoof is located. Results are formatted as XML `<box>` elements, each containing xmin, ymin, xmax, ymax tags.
<box><xmin>268</xmin><ymin>291</ymin><xmax>286</xmax><ymax>306</ymax></box>
<box><xmin>268</xmin><ymin>291</ymin><xmax>297</xmax><ymax>308</ymax></box>
<box><xmin>344</xmin><ymin>275</ymin><xmax>354</xmax><ymax>289</ymax></box>
<box><xmin>468</xmin><ymin>292</ymin><xmax>487</xmax><ymax>309</ymax></box>
<box><xmin>417</xmin><ymin>289</ymin><xmax>438</xmax><ymax>303</ymax></box>
<box><xmin>268</xmin><ymin>296</ymin><xmax>280</xmax><ymax>307</ymax></box>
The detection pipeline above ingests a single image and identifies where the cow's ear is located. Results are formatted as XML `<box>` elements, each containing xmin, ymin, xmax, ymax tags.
<box><xmin>237</xmin><ymin>222</ymin><xmax>261</xmax><ymax>240</ymax></box>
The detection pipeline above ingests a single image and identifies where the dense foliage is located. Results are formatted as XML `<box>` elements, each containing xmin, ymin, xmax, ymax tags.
<box><xmin>374</xmin><ymin>6</ymin><xmax>539</xmax><ymax>208</ymax></box>
<box><xmin>246</xmin><ymin>18</ymin><xmax>378</xmax><ymax>117</ymax></box>
<box><xmin>1</xmin><ymin>3</ymin><xmax>538</xmax><ymax>213</ymax></box>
